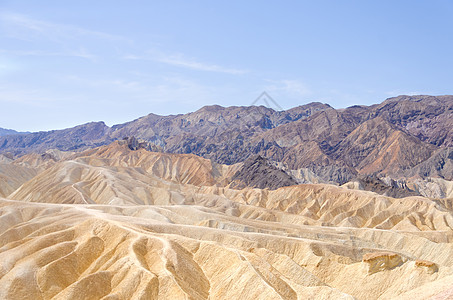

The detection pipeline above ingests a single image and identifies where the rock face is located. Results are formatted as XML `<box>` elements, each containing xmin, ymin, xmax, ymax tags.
<box><xmin>121</xmin><ymin>136</ymin><xmax>162</xmax><ymax>152</ymax></box>
<box><xmin>229</xmin><ymin>155</ymin><xmax>298</xmax><ymax>189</ymax></box>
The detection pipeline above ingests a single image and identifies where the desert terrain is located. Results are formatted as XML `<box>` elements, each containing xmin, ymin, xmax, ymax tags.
<box><xmin>1</xmin><ymin>95</ymin><xmax>453</xmax><ymax>299</ymax></box>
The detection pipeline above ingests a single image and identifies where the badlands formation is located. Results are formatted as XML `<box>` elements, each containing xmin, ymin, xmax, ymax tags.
<box><xmin>1</xmin><ymin>95</ymin><xmax>453</xmax><ymax>299</ymax></box>
<box><xmin>0</xmin><ymin>140</ymin><xmax>453</xmax><ymax>299</ymax></box>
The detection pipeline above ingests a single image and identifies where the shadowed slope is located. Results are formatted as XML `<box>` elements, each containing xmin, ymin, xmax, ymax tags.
<box><xmin>0</xmin><ymin>164</ymin><xmax>38</xmax><ymax>198</ymax></box>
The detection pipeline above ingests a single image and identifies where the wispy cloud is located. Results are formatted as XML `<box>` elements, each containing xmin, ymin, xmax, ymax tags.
<box><xmin>0</xmin><ymin>48</ymin><xmax>97</xmax><ymax>60</ymax></box>
<box><xmin>0</xmin><ymin>12</ymin><xmax>127</xmax><ymax>43</ymax></box>
<box><xmin>157</xmin><ymin>54</ymin><xmax>248</xmax><ymax>74</ymax></box>
<box><xmin>0</xmin><ymin>12</ymin><xmax>129</xmax><ymax>62</ymax></box>
<box><xmin>124</xmin><ymin>51</ymin><xmax>248</xmax><ymax>75</ymax></box>
<box><xmin>264</xmin><ymin>79</ymin><xmax>312</xmax><ymax>97</ymax></box>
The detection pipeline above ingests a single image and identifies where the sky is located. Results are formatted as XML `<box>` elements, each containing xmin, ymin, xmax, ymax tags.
<box><xmin>1</xmin><ymin>0</ymin><xmax>453</xmax><ymax>132</ymax></box>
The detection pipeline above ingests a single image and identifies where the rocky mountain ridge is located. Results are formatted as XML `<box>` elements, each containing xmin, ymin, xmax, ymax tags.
<box><xmin>1</xmin><ymin>95</ymin><xmax>452</xmax><ymax>193</ymax></box>
<box><xmin>0</xmin><ymin>127</ymin><xmax>28</xmax><ymax>136</ymax></box>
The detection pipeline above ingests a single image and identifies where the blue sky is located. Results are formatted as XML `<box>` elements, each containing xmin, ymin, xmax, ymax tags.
<box><xmin>1</xmin><ymin>1</ymin><xmax>452</xmax><ymax>132</ymax></box>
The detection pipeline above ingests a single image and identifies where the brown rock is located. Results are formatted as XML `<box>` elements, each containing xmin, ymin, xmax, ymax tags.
<box><xmin>415</xmin><ymin>259</ymin><xmax>438</xmax><ymax>274</ymax></box>
<box><xmin>362</xmin><ymin>252</ymin><xmax>404</xmax><ymax>274</ymax></box>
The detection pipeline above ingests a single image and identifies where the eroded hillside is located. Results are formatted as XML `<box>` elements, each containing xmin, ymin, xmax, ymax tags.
<box><xmin>1</xmin><ymin>141</ymin><xmax>453</xmax><ymax>299</ymax></box>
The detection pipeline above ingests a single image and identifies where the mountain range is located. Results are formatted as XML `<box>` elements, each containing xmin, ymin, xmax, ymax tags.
<box><xmin>2</xmin><ymin>94</ymin><xmax>452</xmax><ymax>198</ymax></box>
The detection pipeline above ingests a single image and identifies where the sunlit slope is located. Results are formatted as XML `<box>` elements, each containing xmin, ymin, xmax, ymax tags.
<box><xmin>8</xmin><ymin>143</ymin><xmax>453</xmax><ymax>231</ymax></box>
<box><xmin>2</xmin><ymin>142</ymin><xmax>453</xmax><ymax>299</ymax></box>
<box><xmin>1</xmin><ymin>199</ymin><xmax>453</xmax><ymax>299</ymax></box>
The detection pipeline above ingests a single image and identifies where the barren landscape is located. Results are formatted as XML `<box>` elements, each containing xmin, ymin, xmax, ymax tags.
<box><xmin>0</xmin><ymin>95</ymin><xmax>452</xmax><ymax>299</ymax></box>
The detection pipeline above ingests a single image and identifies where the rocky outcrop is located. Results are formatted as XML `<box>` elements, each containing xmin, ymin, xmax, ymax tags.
<box><xmin>229</xmin><ymin>155</ymin><xmax>298</xmax><ymax>190</ymax></box>
<box><xmin>362</xmin><ymin>252</ymin><xmax>404</xmax><ymax>274</ymax></box>
<box><xmin>346</xmin><ymin>175</ymin><xmax>421</xmax><ymax>198</ymax></box>
<box><xmin>415</xmin><ymin>260</ymin><xmax>438</xmax><ymax>274</ymax></box>
<box><xmin>289</xmin><ymin>164</ymin><xmax>357</xmax><ymax>185</ymax></box>
<box><xmin>120</xmin><ymin>136</ymin><xmax>162</xmax><ymax>152</ymax></box>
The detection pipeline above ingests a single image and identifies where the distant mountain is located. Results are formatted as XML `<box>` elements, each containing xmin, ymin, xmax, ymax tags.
<box><xmin>109</xmin><ymin>102</ymin><xmax>331</xmax><ymax>165</ymax></box>
<box><xmin>0</xmin><ymin>102</ymin><xmax>331</xmax><ymax>159</ymax></box>
<box><xmin>0</xmin><ymin>127</ymin><xmax>29</xmax><ymax>136</ymax></box>
<box><xmin>0</xmin><ymin>95</ymin><xmax>452</xmax><ymax>193</ymax></box>
<box><xmin>0</xmin><ymin>122</ymin><xmax>111</xmax><ymax>156</ymax></box>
